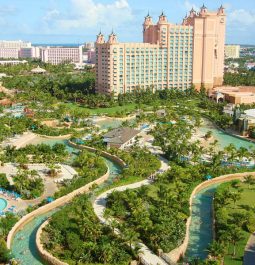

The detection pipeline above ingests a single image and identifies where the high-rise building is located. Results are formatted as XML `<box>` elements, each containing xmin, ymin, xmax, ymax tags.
<box><xmin>95</xmin><ymin>5</ymin><xmax>226</xmax><ymax>95</ymax></box>
<box><xmin>40</xmin><ymin>46</ymin><xmax>83</xmax><ymax>65</ymax></box>
<box><xmin>19</xmin><ymin>47</ymin><xmax>41</xmax><ymax>59</ymax></box>
<box><xmin>0</xmin><ymin>48</ymin><xmax>19</xmax><ymax>59</ymax></box>
<box><xmin>0</xmin><ymin>40</ymin><xmax>32</xmax><ymax>59</ymax></box>
<box><xmin>0</xmin><ymin>40</ymin><xmax>31</xmax><ymax>49</ymax></box>
<box><xmin>225</xmin><ymin>45</ymin><xmax>240</xmax><ymax>59</ymax></box>
<box><xmin>84</xmin><ymin>42</ymin><xmax>95</xmax><ymax>49</ymax></box>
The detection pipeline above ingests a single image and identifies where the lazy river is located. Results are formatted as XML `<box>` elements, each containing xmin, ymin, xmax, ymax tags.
<box><xmin>185</xmin><ymin>185</ymin><xmax>218</xmax><ymax>261</ymax></box>
<box><xmin>9</xmin><ymin>120</ymin><xmax>255</xmax><ymax>264</ymax></box>
<box><xmin>10</xmin><ymin>141</ymin><xmax>122</xmax><ymax>265</ymax></box>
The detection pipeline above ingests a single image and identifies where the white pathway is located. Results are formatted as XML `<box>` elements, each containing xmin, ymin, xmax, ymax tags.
<box><xmin>93</xmin><ymin>153</ymin><xmax>170</xmax><ymax>265</ymax></box>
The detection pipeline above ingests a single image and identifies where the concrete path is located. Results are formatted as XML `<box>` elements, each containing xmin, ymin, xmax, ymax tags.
<box><xmin>244</xmin><ymin>232</ymin><xmax>255</xmax><ymax>265</ymax></box>
<box><xmin>93</xmin><ymin>155</ymin><xmax>170</xmax><ymax>265</ymax></box>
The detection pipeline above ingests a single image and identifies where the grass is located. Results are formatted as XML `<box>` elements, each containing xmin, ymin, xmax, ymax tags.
<box><xmin>218</xmin><ymin>182</ymin><xmax>255</xmax><ymax>265</ymax></box>
<box><xmin>64</xmin><ymin>102</ymin><xmax>139</xmax><ymax>116</ymax></box>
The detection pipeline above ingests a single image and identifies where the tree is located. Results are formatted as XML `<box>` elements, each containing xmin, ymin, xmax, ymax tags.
<box><xmin>229</xmin><ymin>191</ymin><xmax>241</xmax><ymax>208</ymax></box>
<box><xmin>121</xmin><ymin>225</ymin><xmax>140</xmax><ymax>252</ymax></box>
<box><xmin>205</xmin><ymin>131</ymin><xmax>213</xmax><ymax>140</ymax></box>
<box><xmin>0</xmin><ymin>173</ymin><xmax>10</xmax><ymax>189</ymax></box>
<box><xmin>244</xmin><ymin>175</ymin><xmax>255</xmax><ymax>189</ymax></box>
<box><xmin>228</xmin><ymin>226</ymin><xmax>244</xmax><ymax>257</ymax></box>
<box><xmin>0</xmin><ymin>238</ymin><xmax>10</xmax><ymax>263</ymax></box>
<box><xmin>207</xmin><ymin>241</ymin><xmax>225</xmax><ymax>261</ymax></box>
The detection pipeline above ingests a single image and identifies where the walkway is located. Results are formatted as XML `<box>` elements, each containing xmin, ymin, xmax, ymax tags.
<box><xmin>93</xmin><ymin>155</ymin><xmax>169</xmax><ymax>265</ymax></box>
<box><xmin>0</xmin><ymin>163</ymin><xmax>78</xmax><ymax>211</ymax></box>
<box><xmin>244</xmin><ymin>232</ymin><xmax>255</xmax><ymax>265</ymax></box>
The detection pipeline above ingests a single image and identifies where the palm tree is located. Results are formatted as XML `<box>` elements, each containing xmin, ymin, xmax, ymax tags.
<box><xmin>207</xmin><ymin>241</ymin><xmax>225</xmax><ymax>261</ymax></box>
<box><xmin>230</xmin><ymin>191</ymin><xmax>241</xmax><ymax>208</ymax></box>
<box><xmin>121</xmin><ymin>225</ymin><xmax>140</xmax><ymax>252</ymax></box>
<box><xmin>229</xmin><ymin>227</ymin><xmax>244</xmax><ymax>257</ymax></box>
<box><xmin>244</xmin><ymin>175</ymin><xmax>255</xmax><ymax>189</ymax></box>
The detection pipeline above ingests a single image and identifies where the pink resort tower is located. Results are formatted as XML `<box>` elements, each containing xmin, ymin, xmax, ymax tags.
<box><xmin>96</xmin><ymin>5</ymin><xmax>226</xmax><ymax>95</ymax></box>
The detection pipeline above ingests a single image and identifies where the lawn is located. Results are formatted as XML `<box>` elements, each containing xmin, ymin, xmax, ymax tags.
<box><xmin>219</xmin><ymin>183</ymin><xmax>255</xmax><ymax>265</ymax></box>
<box><xmin>64</xmin><ymin>102</ymin><xmax>139</xmax><ymax>116</ymax></box>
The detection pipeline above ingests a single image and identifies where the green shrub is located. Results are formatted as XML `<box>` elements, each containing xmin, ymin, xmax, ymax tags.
<box><xmin>0</xmin><ymin>173</ymin><xmax>10</xmax><ymax>189</ymax></box>
<box><xmin>246</xmin><ymin>213</ymin><xmax>255</xmax><ymax>233</ymax></box>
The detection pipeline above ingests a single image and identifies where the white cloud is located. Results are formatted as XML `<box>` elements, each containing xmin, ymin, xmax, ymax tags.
<box><xmin>44</xmin><ymin>0</ymin><xmax>133</xmax><ymax>32</ymax></box>
<box><xmin>43</xmin><ymin>9</ymin><xmax>60</xmax><ymax>22</ymax></box>
<box><xmin>229</xmin><ymin>9</ymin><xmax>255</xmax><ymax>26</ymax></box>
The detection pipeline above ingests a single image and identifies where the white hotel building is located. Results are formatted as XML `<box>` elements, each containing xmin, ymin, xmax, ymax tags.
<box><xmin>40</xmin><ymin>46</ymin><xmax>83</xmax><ymax>65</ymax></box>
<box><xmin>0</xmin><ymin>40</ymin><xmax>84</xmax><ymax>65</ymax></box>
<box><xmin>0</xmin><ymin>40</ymin><xmax>31</xmax><ymax>59</ymax></box>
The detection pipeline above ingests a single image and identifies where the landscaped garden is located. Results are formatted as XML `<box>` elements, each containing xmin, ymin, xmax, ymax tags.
<box><xmin>42</xmin><ymin>195</ymin><xmax>135</xmax><ymax>265</ymax></box>
<box><xmin>1</xmin><ymin>61</ymin><xmax>255</xmax><ymax>265</ymax></box>
<box><xmin>211</xmin><ymin>178</ymin><xmax>255</xmax><ymax>265</ymax></box>
<box><xmin>1</xmin><ymin>143</ymin><xmax>68</xmax><ymax>164</ymax></box>
<box><xmin>54</xmin><ymin>150</ymin><xmax>107</xmax><ymax>198</ymax></box>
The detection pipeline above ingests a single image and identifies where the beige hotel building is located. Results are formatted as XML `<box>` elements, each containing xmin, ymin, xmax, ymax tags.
<box><xmin>95</xmin><ymin>5</ymin><xmax>226</xmax><ymax>95</ymax></box>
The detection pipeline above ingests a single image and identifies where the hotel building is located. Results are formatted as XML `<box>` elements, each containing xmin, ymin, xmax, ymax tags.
<box><xmin>40</xmin><ymin>46</ymin><xmax>83</xmax><ymax>65</ymax></box>
<box><xmin>225</xmin><ymin>45</ymin><xmax>240</xmax><ymax>59</ymax></box>
<box><xmin>95</xmin><ymin>5</ymin><xmax>226</xmax><ymax>95</ymax></box>
<box><xmin>0</xmin><ymin>40</ymin><xmax>32</xmax><ymax>59</ymax></box>
<box><xmin>0</xmin><ymin>40</ymin><xmax>31</xmax><ymax>49</ymax></box>
<box><xmin>0</xmin><ymin>48</ymin><xmax>19</xmax><ymax>59</ymax></box>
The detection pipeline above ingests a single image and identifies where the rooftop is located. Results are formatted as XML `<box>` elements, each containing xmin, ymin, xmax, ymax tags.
<box><xmin>31</xmin><ymin>66</ymin><xmax>46</xmax><ymax>73</ymax></box>
<box><xmin>103</xmin><ymin>127</ymin><xmax>140</xmax><ymax>145</ymax></box>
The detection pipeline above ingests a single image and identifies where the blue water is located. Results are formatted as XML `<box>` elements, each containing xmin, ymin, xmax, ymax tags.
<box><xmin>11</xmin><ymin>211</ymin><xmax>56</xmax><ymax>265</ymax></box>
<box><xmin>0</xmin><ymin>198</ymin><xmax>7</xmax><ymax>211</ymax></box>
<box><xmin>185</xmin><ymin>185</ymin><xmax>218</xmax><ymax>261</ymax></box>
<box><xmin>30</xmin><ymin>139</ymin><xmax>74</xmax><ymax>153</ymax></box>
<box><xmin>10</xmin><ymin>120</ymin><xmax>255</xmax><ymax>263</ymax></box>
<box><xmin>11</xmin><ymin>142</ymin><xmax>122</xmax><ymax>265</ymax></box>
<box><xmin>200</xmin><ymin>120</ymin><xmax>255</xmax><ymax>150</ymax></box>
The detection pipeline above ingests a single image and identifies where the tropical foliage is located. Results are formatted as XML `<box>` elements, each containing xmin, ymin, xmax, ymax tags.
<box><xmin>214</xmin><ymin>180</ymin><xmax>255</xmax><ymax>264</ymax></box>
<box><xmin>2</xmin><ymin>143</ymin><xmax>68</xmax><ymax>164</ymax></box>
<box><xmin>43</xmin><ymin>195</ymin><xmax>134</xmax><ymax>265</ymax></box>
<box><xmin>13</xmin><ymin>169</ymin><xmax>44</xmax><ymax>199</ymax></box>
<box><xmin>54</xmin><ymin>150</ymin><xmax>107</xmax><ymax>198</ymax></box>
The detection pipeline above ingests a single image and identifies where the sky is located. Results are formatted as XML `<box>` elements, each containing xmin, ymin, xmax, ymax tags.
<box><xmin>0</xmin><ymin>0</ymin><xmax>255</xmax><ymax>45</ymax></box>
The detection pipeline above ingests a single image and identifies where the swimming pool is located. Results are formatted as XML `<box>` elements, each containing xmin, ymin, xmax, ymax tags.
<box><xmin>0</xmin><ymin>198</ymin><xmax>7</xmax><ymax>212</ymax></box>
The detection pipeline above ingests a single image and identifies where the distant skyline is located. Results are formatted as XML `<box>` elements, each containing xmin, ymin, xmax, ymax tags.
<box><xmin>0</xmin><ymin>0</ymin><xmax>255</xmax><ymax>44</ymax></box>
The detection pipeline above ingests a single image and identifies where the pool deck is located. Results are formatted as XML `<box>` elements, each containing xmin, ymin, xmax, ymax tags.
<box><xmin>0</xmin><ymin>163</ymin><xmax>78</xmax><ymax>213</ymax></box>
<box><xmin>0</xmin><ymin>132</ymin><xmax>38</xmax><ymax>149</ymax></box>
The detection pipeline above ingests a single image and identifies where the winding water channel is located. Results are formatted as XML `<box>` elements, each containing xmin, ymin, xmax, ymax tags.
<box><xmin>185</xmin><ymin>185</ymin><xmax>218</xmax><ymax>261</ymax></box>
<box><xmin>10</xmin><ymin>140</ymin><xmax>122</xmax><ymax>265</ymax></box>
<box><xmin>9</xmin><ymin>122</ymin><xmax>255</xmax><ymax>264</ymax></box>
